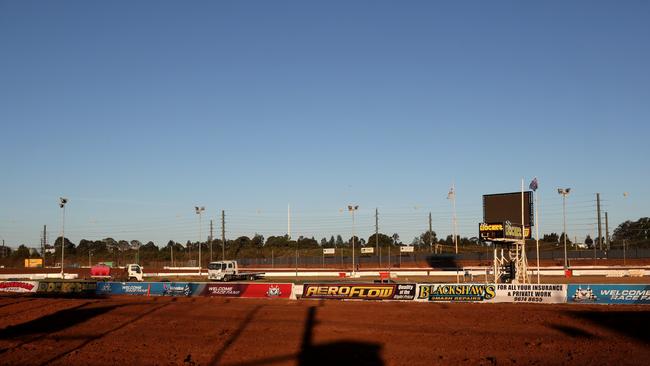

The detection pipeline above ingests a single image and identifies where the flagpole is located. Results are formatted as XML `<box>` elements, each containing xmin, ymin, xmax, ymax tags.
<box><xmin>521</xmin><ymin>178</ymin><xmax>526</xmax><ymax>283</ymax></box>
<box><xmin>535</xmin><ymin>189</ymin><xmax>540</xmax><ymax>284</ymax></box>
<box><xmin>453</xmin><ymin>182</ymin><xmax>458</xmax><ymax>255</ymax></box>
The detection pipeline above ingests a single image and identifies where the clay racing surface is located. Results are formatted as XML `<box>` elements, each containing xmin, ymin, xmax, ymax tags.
<box><xmin>0</xmin><ymin>296</ymin><xmax>647</xmax><ymax>365</ymax></box>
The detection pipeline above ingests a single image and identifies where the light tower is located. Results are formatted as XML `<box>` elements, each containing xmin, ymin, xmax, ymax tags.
<box><xmin>59</xmin><ymin>197</ymin><xmax>68</xmax><ymax>278</ymax></box>
<box><xmin>195</xmin><ymin>206</ymin><xmax>205</xmax><ymax>274</ymax></box>
<box><xmin>557</xmin><ymin>188</ymin><xmax>571</xmax><ymax>269</ymax></box>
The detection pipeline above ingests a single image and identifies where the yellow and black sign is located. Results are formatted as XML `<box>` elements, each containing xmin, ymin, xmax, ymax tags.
<box><xmin>24</xmin><ymin>258</ymin><xmax>43</xmax><ymax>268</ymax></box>
<box><xmin>302</xmin><ymin>283</ymin><xmax>416</xmax><ymax>300</ymax></box>
<box><xmin>417</xmin><ymin>284</ymin><xmax>497</xmax><ymax>302</ymax></box>
<box><xmin>479</xmin><ymin>222</ymin><xmax>531</xmax><ymax>240</ymax></box>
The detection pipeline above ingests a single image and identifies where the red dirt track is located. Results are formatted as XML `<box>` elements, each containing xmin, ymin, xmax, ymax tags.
<box><xmin>0</xmin><ymin>296</ymin><xmax>648</xmax><ymax>366</ymax></box>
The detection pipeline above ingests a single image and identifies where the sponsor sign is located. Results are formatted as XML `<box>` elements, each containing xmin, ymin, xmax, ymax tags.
<box><xmin>96</xmin><ymin>282</ymin><xmax>150</xmax><ymax>296</ymax></box>
<box><xmin>417</xmin><ymin>284</ymin><xmax>497</xmax><ymax>302</ymax></box>
<box><xmin>567</xmin><ymin>284</ymin><xmax>650</xmax><ymax>305</ymax></box>
<box><xmin>360</xmin><ymin>247</ymin><xmax>374</xmax><ymax>254</ymax></box>
<box><xmin>0</xmin><ymin>281</ymin><xmax>39</xmax><ymax>293</ymax></box>
<box><xmin>201</xmin><ymin>283</ymin><xmax>292</xmax><ymax>298</ymax></box>
<box><xmin>494</xmin><ymin>283</ymin><xmax>566</xmax><ymax>303</ymax></box>
<box><xmin>24</xmin><ymin>258</ymin><xmax>43</xmax><ymax>268</ymax></box>
<box><xmin>96</xmin><ymin>282</ymin><xmax>202</xmax><ymax>297</ymax></box>
<box><xmin>302</xmin><ymin>283</ymin><xmax>415</xmax><ymax>300</ymax></box>
<box><xmin>323</xmin><ymin>248</ymin><xmax>335</xmax><ymax>255</ymax></box>
<box><xmin>37</xmin><ymin>281</ymin><xmax>96</xmax><ymax>294</ymax></box>
<box><xmin>400</xmin><ymin>246</ymin><xmax>414</xmax><ymax>253</ymax></box>
<box><xmin>479</xmin><ymin>222</ymin><xmax>531</xmax><ymax>240</ymax></box>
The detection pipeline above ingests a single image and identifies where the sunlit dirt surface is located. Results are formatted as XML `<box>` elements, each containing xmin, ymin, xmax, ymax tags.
<box><xmin>0</xmin><ymin>295</ymin><xmax>648</xmax><ymax>365</ymax></box>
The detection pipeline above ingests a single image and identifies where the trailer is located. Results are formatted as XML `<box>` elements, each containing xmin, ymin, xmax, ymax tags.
<box><xmin>90</xmin><ymin>263</ymin><xmax>144</xmax><ymax>282</ymax></box>
<box><xmin>207</xmin><ymin>260</ymin><xmax>264</xmax><ymax>281</ymax></box>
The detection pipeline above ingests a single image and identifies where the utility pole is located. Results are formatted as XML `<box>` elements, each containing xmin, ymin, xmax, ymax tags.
<box><xmin>596</xmin><ymin>193</ymin><xmax>603</xmax><ymax>250</ymax></box>
<box><xmin>605</xmin><ymin>212</ymin><xmax>610</xmax><ymax>250</ymax></box>
<box><xmin>375</xmin><ymin>208</ymin><xmax>379</xmax><ymax>267</ymax></box>
<box><xmin>209</xmin><ymin>219</ymin><xmax>214</xmax><ymax>262</ymax></box>
<box><xmin>428</xmin><ymin>212</ymin><xmax>433</xmax><ymax>253</ymax></box>
<box><xmin>221</xmin><ymin>210</ymin><xmax>226</xmax><ymax>260</ymax></box>
<box><xmin>42</xmin><ymin>225</ymin><xmax>47</xmax><ymax>259</ymax></box>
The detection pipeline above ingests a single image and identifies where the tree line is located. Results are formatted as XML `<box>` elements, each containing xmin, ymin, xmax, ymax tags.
<box><xmin>2</xmin><ymin>217</ymin><xmax>648</xmax><ymax>266</ymax></box>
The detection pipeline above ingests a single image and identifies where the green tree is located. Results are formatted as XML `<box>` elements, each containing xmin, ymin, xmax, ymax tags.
<box><xmin>419</xmin><ymin>230</ymin><xmax>437</xmax><ymax>248</ymax></box>
<box><xmin>11</xmin><ymin>245</ymin><xmax>30</xmax><ymax>259</ymax></box>
<box><xmin>542</xmin><ymin>233</ymin><xmax>559</xmax><ymax>243</ymax></box>
<box><xmin>613</xmin><ymin>217</ymin><xmax>650</xmax><ymax>246</ymax></box>
<box><xmin>559</xmin><ymin>232</ymin><xmax>572</xmax><ymax>245</ymax></box>
<box><xmin>367</xmin><ymin>233</ymin><xmax>393</xmax><ymax>247</ymax></box>
<box><xmin>585</xmin><ymin>235</ymin><xmax>594</xmax><ymax>248</ymax></box>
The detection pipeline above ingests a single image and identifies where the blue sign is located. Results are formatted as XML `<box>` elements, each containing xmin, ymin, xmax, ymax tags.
<box><xmin>96</xmin><ymin>282</ymin><xmax>151</xmax><ymax>296</ymax></box>
<box><xmin>567</xmin><ymin>284</ymin><xmax>650</xmax><ymax>305</ymax></box>
<box><xmin>95</xmin><ymin>282</ymin><xmax>206</xmax><ymax>297</ymax></box>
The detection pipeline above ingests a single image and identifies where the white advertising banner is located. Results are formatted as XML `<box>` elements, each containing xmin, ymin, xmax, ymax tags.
<box><xmin>400</xmin><ymin>246</ymin><xmax>414</xmax><ymax>253</ymax></box>
<box><xmin>415</xmin><ymin>283</ymin><xmax>566</xmax><ymax>303</ymax></box>
<box><xmin>492</xmin><ymin>283</ymin><xmax>566</xmax><ymax>303</ymax></box>
<box><xmin>360</xmin><ymin>247</ymin><xmax>374</xmax><ymax>254</ymax></box>
<box><xmin>0</xmin><ymin>281</ymin><xmax>39</xmax><ymax>293</ymax></box>
<box><xmin>323</xmin><ymin>248</ymin><xmax>335</xmax><ymax>255</ymax></box>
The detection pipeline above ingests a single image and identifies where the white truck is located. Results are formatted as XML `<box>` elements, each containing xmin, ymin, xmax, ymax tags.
<box><xmin>90</xmin><ymin>263</ymin><xmax>144</xmax><ymax>282</ymax></box>
<box><xmin>207</xmin><ymin>260</ymin><xmax>264</xmax><ymax>282</ymax></box>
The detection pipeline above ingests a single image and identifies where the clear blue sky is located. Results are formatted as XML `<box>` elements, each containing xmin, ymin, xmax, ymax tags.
<box><xmin>1</xmin><ymin>1</ymin><xmax>648</xmax><ymax>248</ymax></box>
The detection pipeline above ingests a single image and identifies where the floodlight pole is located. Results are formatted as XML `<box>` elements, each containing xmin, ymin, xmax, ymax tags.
<box><xmin>558</xmin><ymin>188</ymin><xmax>571</xmax><ymax>269</ymax></box>
<box><xmin>348</xmin><ymin>205</ymin><xmax>358</xmax><ymax>274</ymax></box>
<box><xmin>59</xmin><ymin>198</ymin><xmax>68</xmax><ymax>278</ymax></box>
<box><xmin>195</xmin><ymin>206</ymin><xmax>205</xmax><ymax>275</ymax></box>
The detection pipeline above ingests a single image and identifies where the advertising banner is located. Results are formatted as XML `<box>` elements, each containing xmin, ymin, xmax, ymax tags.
<box><xmin>201</xmin><ymin>283</ymin><xmax>292</xmax><ymax>299</ymax></box>
<box><xmin>24</xmin><ymin>258</ymin><xmax>43</xmax><ymax>268</ymax></box>
<box><xmin>37</xmin><ymin>281</ymin><xmax>96</xmax><ymax>295</ymax></box>
<box><xmin>302</xmin><ymin>283</ymin><xmax>416</xmax><ymax>300</ymax></box>
<box><xmin>158</xmin><ymin>282</ymin><xmax>203</xmax><ymax>297</ymax></box>
<box><xmin>416</xmin><ymin>283</ymin><xmax>497</xmax><ymax>302</ymax></box>
<box><xmin>360</xmin><ymin>247</ymin><xmax>374</xmax><ymax>254</ymax></box>
<box><xmin>323</xmin><ymin>248</ymin><xmax>335</xmax><ymax>255</ymax></box>
<box><xmin>400</xmin><ymin>246</ymin><xmax>414</xmax><ymax>253</ymax></box>
<box><xmin>96</xmin><ymin>282</ymin><xmax>203</xmax><ymax>297</ymax></box>
<box><xmin>0</xmin><ymin>281</ymin><xmax>39</xmax><ymax>293</ymax></box>
<box><xmin>493</xmin><ymin>284</ymin><xmax>566</xmax><ymax>303</ymax></box>
<box><xmin>567</xmin><ymin>284</ymin><xmax>650</xmax><ymax>305</ymax></box>
<box><xmin>416</xmin><ymin>283</ymin><xmax>566</xmax><ymax>303</ymax></box>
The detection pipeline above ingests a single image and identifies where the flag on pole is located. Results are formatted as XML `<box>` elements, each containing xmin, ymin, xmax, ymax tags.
<box><xmin>529</xmin><ymin>177</ymin><xmax>538</xmax><ymax>191</ymax></box>
<box><xmin>447</xmin><ymin>187</ymin><xmax>455</xmax><ymax>199</ymax></box>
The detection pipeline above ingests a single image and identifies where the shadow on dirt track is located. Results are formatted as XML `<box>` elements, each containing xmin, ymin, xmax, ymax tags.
<box><xmin>217</xmin><ymin>303</ymin><xmax>384</xmax><ymax>366</ymax></box>
<box><xmin>567</xmin><ymin>310</ymin><xmax>650</xmax><ymax>343</ymax></box>
<box><xmin>298</xmin><ymin>305</ymin><xmax>383</xmax><ymax>366</ymax></box>
<box><xmin>0</xmin><ymin>302</ymin><xmax>120</xmax><ymax>340</ymax></box>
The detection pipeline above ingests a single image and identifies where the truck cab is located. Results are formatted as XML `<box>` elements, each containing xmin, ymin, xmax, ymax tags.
<box><xmin>207</xmin><ymin>260</ymin><xmax>262</xmax><ymax>281</ymax></box>
<box><xmin>207</xmin><ymin>260</ymin><xmax>238</xmax><ymax>281</ymax></box>
<box><xmin>126</xmin><ymin>264</ymin><xmax>144</xmax><ymax>282</ymax></box>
